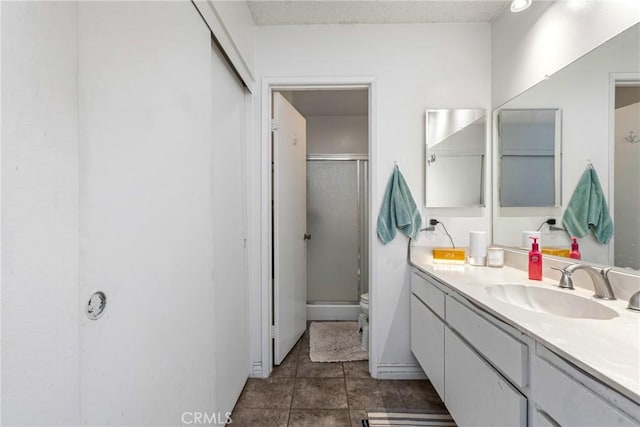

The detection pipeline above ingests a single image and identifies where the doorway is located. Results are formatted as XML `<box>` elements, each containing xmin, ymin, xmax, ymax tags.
<box><xmin>613</xmin><ymin>79</ymin><xmax>640</xmax><ymax>270</ymax></box>
<box><xmin>282</xmin><ymin>90</ymin><xmax>369</xmax><ymax>321</ymax></box>
<box><xmin>264</xmin><ymin>81</ymin><xmax>375</xmax><ymax>377</ymax></box>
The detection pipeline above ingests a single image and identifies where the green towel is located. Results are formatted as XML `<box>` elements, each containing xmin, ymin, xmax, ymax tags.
<box><xmin>377</xmin><ymin>165</ymin><xmax>423</xmax><ymax>244</ymax></box>
<box><xmin>562</xmin><ymin>167</ymin><xmax>613</xmax><ymax>244</ymax></box>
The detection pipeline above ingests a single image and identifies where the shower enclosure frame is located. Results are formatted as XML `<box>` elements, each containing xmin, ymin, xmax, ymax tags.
<box><xmin>306</xmin><ymin>155</ymin><xmax>369</xmax><ymax>319</ymax></box>
<box><xmin>258</xmin><ymin>77</ymin><xmax>378</xmax><ymax>379</ymax></box>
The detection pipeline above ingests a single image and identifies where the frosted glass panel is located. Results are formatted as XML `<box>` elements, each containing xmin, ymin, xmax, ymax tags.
<box><xmin>501</xmin><ymin>156</ymin><xmax>555</xmax><ymax>207</ymax></box>
<box><xmin>307</xmin><ymin>161</ymin><xmax>359</xmax><ymax>303</ymax></box>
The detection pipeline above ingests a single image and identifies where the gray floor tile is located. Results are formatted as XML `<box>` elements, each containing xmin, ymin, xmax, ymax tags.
<box><xmin>235</xmin><ymin>378</ymin><xmax>295</xmax><ymax>409</ymax></box>
<box><xmin>394</xmin><ymin>380</ymin><xmax>446</xmax><ymax>410</ymax></box>
<box><xmin>271</xmin><ymin>350</ymin><xmax>299</xmax><ymax>378</ymax></box>
<box><xmin>298</xmin><ymin>344</ymin><xmax>310</xmax><ymax>359</ymax></box>
<box><xmin>349</xmin><ymin>409</ymin><xmax>368</xmax><ymax>427</ymax></box>
<box><xmin>291</xmin><ymin>378</ymin><xmax>348</xmax><ymax>409</ymax></box>
<box><xmin>296</xmin><ymin>357</ymin><xmax>344</xmax><ymax>378</ymax></box>
<box><xmin>345</xmin><ymin>378</ymin><xmax>405</xmax><ymax>410</ymax></box>
<box><xmin>343</xmin><ymin>361</ymin><xmax>370</xmax><ymax>378</ymax></box>
<box><xmin>228</xmin><ymin>408</ymin><xmax>289</xmax><ymax>427</ymax></box>
<box><xmin>288</xmin><ymin>409</ymin><xmax>351</xmax><ymax>427</ymax></box>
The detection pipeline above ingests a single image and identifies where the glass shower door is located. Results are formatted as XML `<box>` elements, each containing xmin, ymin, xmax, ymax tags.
<box><xmin>306</xmin><ymin>160</ymin><xmax>361</xmax><ymax>303</ymax></box>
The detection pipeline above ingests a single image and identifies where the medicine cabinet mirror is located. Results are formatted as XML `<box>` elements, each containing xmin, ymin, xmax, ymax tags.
<box><xmin>492</xmin><ymin>23</ymin><xmax>640</xmax><ymax>269</ymax></box>
<box><xmin>425</xmin><ymin>109</ymin><xmax>486</xmax><ymax>208</ymax></box>
<box><xmin>497</xmin><ymin>108</ymin><xmax>562</xmax><ymax>208</ymax></box>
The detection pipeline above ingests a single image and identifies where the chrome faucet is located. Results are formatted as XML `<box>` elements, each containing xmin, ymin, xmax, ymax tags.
<box><xmin>553</xmin><ymin>264</ymin><xmax>616</xmax><ymax>300</ymax></box>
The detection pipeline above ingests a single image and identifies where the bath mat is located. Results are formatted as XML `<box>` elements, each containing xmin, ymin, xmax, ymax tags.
<box><xmin>309</xmin><ymin>321</ymin><xmax>368</xmax><ymax>362</ymax></box>
<box><xmin>363</xmin><ymin>409</ymin><xmax>456</xmax><ymax>426</ymax></box>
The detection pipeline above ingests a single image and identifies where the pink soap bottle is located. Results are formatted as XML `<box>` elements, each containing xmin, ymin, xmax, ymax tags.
<box><xmin>528</xmin><ymin>236</ymin><xmax>542</xmax><ymax>281</ymax></box>
<box><xmin>569</xmin><ymin>237</ymin><xmax>581</xmax><ymax>260</ymax></box>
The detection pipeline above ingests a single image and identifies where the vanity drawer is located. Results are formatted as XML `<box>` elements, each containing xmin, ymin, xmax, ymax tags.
<box><xmin>447</xmin><ymin>296</ymin><xmax>528</xmax><ymax>388</ymax></box>
<box><xmin>445</xmin><ymin>327</ymin><xmax>527</xmax><ymax>427</ymax></box>
<box><xmin>411</xmin><ymin>272</ymin><xmax>445</xmax><ymax>318</ymax></box>
<box><xmin>411</xmin><ymin>295</ymin><xmax>445</xmax><ymax>400</ymax></box>
<box><xmin>532</xmin><ymin>355</ymin><xmax>638</xmax><ymax>427</ymax></box>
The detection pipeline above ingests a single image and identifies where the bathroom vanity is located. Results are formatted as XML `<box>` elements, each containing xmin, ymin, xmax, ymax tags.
<box><xmin>409</xmin><ymin>247</ymin><xmax>640</xmax><ymax>427</ymax></box>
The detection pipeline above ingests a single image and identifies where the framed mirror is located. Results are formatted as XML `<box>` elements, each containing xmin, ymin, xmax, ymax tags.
<box><xmin>497</xmin><ymin>108</ymin><xmax>562</xmax><ymax>207</ymax></box>
<box><xmin>425</xmin><ymin>109</ymin><xmax>486</xmax><ymax>208</ymax></box>
<box><xmin>492</xmin><ymin>23</ymin><xmax>640</xmax><ymax>269</ymax></box>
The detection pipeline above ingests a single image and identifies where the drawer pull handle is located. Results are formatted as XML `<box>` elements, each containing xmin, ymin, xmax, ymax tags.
<box><xmin>537</xmin><ymin>407</ymin><xmax>561</xmax><ymax>427</ymax></box>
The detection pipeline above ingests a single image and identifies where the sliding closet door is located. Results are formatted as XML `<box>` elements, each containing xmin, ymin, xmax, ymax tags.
<box><xmin>78</xmin><ymin>2</ymin><xmax>216</xmax><ymax>425</ymax></box>
<box><xmin>210</xmin><ymin>40</ymin><xmax>249</xmax><ymax>416</ymax></box>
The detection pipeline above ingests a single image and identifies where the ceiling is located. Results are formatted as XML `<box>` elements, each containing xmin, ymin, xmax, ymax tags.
<box><xmin>248</xmin><ymin>1</ymin><xmax>511</xmax><ymax>26</ymax></box>
<box><xmin>280</xmin><ymin>89</ymin><xmax>369</xmax><ymax>116</ymax></box>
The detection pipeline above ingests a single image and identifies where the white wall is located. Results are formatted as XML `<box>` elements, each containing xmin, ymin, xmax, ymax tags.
<box><xmin>253</xmin><ymin>23</ymin><xmax>491</xmax><ymax>376</ymax></box>
<box><xmin>492</xmin><ymin>0</ymin><xmax>640</xmax><ymax>106</ymax></box>
<box><xmin>307</xmin><ymin>115</ymin><xmax>368</xmax><ymax>155</ymax></box>
<box><xmin>1</xmin><ymin>2</ymin><xmax>80</xmax><ymax>424</ymax></box>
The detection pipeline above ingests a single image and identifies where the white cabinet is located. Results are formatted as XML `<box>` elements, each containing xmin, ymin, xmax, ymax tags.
<box><xmin>411</xmin><ymin>272</ymin><xmax>445</xmax><ymax>317</ymax></box>
<box><xmin>410</xmin><ymin>272</ymin><xmax>446</xmax><ymax>400</ymax></box>
<box><xmin>531</xmin><ymin>354</ymin><xmax>638</xmax><ymax>427</ymax></box>
<box><xmin>409</xmin><ymin>267</ymin><xmax>640</xmax><ymax>427</ymax></box>
<box><xmin>447</xmin><ymin>296</ymin><xmax>528</xmax><ymax>387</ymax></box>
<box><xmin>445</xmin><ymin>328</ymin><xmax>527</xmax><ymax>427</ymax></box>
<box><xmin>411</xmin><ymin>271</ymin><xmax>527</xmax><ymax>426</ymax></box>
<box><xmin>411</xmin><ymin>295</ymin><xmax>445</xmax><ymax>400</ymax></box>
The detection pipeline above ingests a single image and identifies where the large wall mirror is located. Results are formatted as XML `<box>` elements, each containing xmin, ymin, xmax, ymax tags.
<box><xmin>425</xmin><ymin>109</ymin><xmax>486</xmax><ymax>208</ymax></box>
<box><xmin>492</xmin><ymin>23</ymin><xmax>640</xmax><ymax>270</ymax></box>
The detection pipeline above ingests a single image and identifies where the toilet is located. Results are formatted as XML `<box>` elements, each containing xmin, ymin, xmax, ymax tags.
<box><xmin>358</xmin><ymin>293</ymin><xmax>369</xmax><ymax>351</ymax></box>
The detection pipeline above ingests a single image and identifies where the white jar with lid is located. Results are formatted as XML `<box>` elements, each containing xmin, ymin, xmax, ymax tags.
<box><xmin>487</xmin><ymin>247</ymin><xmax>504</xmax><ymax>268</ymax></box>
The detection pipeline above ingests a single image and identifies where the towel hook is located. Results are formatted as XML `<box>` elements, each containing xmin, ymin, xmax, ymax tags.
<box><xmin>586</xmin><ymin>159</ymin><xmax>593</xmax><ymax>169</ymax></box>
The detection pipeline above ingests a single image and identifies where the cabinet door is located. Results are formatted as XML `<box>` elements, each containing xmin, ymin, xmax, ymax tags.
<box><xmin>411</xmin><ymin>272</ymin><xmax>445</xmax><ymax>317</ymax></box>
<box><xmin>532</xmin><ymin>355</ymin><xmax>638</xmax><ymax>427</ymax></box>
<box><xmin>447</xmin><ymin>296</ymin><xmax>528</xmax><ymax>387</ymax></box>
<box><xmin>445</xmin><ymin>328</ymin><xmax>527</xmax><ymax>427</ymax></box>
<box><xmin>411</xmin><ymin>295</ymin><xmax>445</xmax><ymax>400</ymax></box>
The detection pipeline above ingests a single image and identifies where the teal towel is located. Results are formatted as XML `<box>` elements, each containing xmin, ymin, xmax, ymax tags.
<box><xmin>377</xmin><ymin>165</ymin><xmax>423</xmax><ymax>244</ymax></box>
<box><xmin>562</xmin><ymin>167</ymin><xmax>613</xmax><ymax>244</ymax></box>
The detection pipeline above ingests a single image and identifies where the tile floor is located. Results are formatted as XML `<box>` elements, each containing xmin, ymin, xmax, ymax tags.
<box><xmin>230</xmin><ymin>326</ymin><xmax>447</xmax><ymax>427</ymax></box>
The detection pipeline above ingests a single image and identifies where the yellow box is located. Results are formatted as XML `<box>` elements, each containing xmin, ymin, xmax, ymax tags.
<box><xmin>541</xmin><ymin>247</ymin><xmax>571</xmax><ymax>258</ymax></box>
<box><xmin>433</xmin><ymin>248</ymin><xmax>467</xmax><ymax>264</ymax></box>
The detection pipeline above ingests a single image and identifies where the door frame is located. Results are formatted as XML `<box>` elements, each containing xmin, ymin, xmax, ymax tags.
<box><xmin>608</xmin><ymin>72</ymin><xmax>640</xmax><ymax>265</ymax></box>
<box><xmin>259</xmin><ymin>77</ymin><xmax>378</xmax><ymax>378</ymax></box>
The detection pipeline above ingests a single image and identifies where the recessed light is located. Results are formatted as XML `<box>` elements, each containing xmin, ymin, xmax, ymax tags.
<box><xmin>511</xmin><ymin>0</ymin><xmax>532</xmax><ymax>13</ymax></box>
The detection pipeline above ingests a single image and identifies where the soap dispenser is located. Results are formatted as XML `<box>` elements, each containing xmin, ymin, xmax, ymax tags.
<box><xmin>569</xmin><ymin>237</ymin><xmax>581</xmax><ymax>260</ymax></box>
<box><xmin>528</xmin><ymin>236</ymin><xmax>542</xmax><ymax>281</ymax></box>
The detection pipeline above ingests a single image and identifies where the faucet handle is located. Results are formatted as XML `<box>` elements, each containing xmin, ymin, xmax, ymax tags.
<box><xmin>551</xmin><ymin>266</ymin><xmax>574</xmax><ymax>290</ymax></box>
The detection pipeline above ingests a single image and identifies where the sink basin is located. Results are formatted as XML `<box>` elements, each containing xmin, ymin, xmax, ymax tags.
<box><xmin>486</xmin><ymin>284</ymin><xmax>618</xmax><ymax>320</ymax></box>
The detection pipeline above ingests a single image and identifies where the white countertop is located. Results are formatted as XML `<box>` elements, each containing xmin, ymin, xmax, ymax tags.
<box><xmin>409</xmin><ymin>246</ymin><xmax>640</xmax><ymax>404</ymax></box>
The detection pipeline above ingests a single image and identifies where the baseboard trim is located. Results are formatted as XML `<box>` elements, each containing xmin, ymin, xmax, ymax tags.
<box><xmin>376</xmin><ymin>363</ymin><xmax>427</xmax><ymax>380</ymax></box>
<box><xmin>251</xmin><ymin>361</ymin><xmax>264</xmax><ymax>378</ymax></box>
<box><xmin>307</xmin><ymin>304</ymin><xmax>360</xmax><ymax>321</ymax></box>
